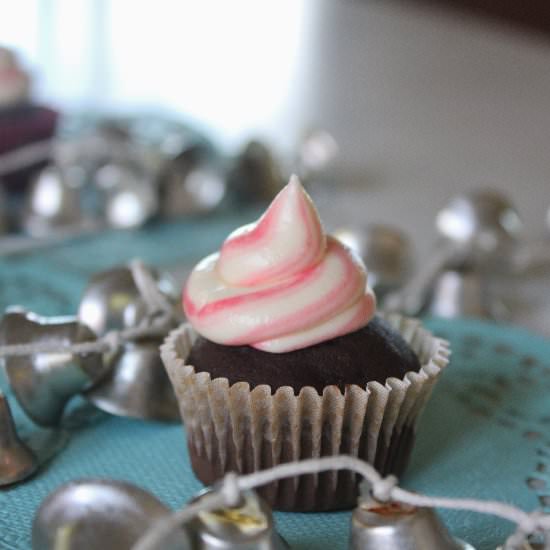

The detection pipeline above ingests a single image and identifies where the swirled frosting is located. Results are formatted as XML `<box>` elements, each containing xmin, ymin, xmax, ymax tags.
<box><xmin>0</xmin><ymin>48</ymin><xmax>30</xmax><ymax>108</ymax></box>
<box><xmin>183</xmin><ymin>176</ymin><xmax>376</xmax><ymax>352</ymax></box>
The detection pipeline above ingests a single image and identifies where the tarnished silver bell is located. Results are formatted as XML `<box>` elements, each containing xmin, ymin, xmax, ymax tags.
<box><xmin>94</xmin><ymin>162</ymin><xmax>158</xmax><ymax>229</ymax></box>
<box><xmin>349</xmin><ymin>494</ymin><xmax>476</xmax><ymax>550</ymax></box>
<box><xmin>32</xmin><ymin>479</ymin><xmax>190</xmax><ymax>550</ymax></box>
<box><xmin>0</xmin><ymin>308</ymin><xmax>106</xmax><ymax>426</ymax></box>
<box><xmin>435</xmin><ymin>189</ymin><xmax>522</xmax><ymax>271</ymax></box>
<box><xmin>160</xmin><ymin>144</ymin><xmax>226</xmax><ymax>218</ymax></box>
<box><xmin>78</xmin><ymin>264</ymin><xmax>181</xmax><ymax>421</ymax></box>
<box><xmin>22</xmin><ymin>166</ymin><xmax>82</xmax><ymax>237</ymax></box>
<box><xmin>426</xmin><ymin>268</ymin><xmax>496</xmax><ymax>320</ymax></box>
<box><xmin>333</xmin><ymin>224</ymin><xmax>413</xmax><ymax>300</ymax></box>
<box><xmin>188</xmin><ymin>488</ymin><xmax>288</xmax><ymax>550</ymax></box>
<box><xmin>227</xmin><ymin>140</ymin><xmax>283</xmax><ymax>203</ymax></box>
<box><xmin>77</xmin><ymin>265</ymin><xmax>179</xmax><ymax>336</ymax></box>
<box><xmin>0</xmin><ymin>391</ymin><xmax>38</xmax><ymax>486</ymax></box>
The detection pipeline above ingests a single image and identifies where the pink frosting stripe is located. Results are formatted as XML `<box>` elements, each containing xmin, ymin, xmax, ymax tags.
<box><xmin>183</xmin><ymin>177</ymin><xmax>376</xmax><ymax>353</ymax></box>
<box><xmin>254</xmin><ymin>291</ymin><xmax>376</xmax><ymax>353</ymax></box>
<box><xmin>222</xmin><ymin>239</ymin><xmax>365</xmax><ymax>344</ymax></box>
<box><xmin>217</xmin><ymin>175</ymin><xmax>325</xmax><ymax>287</ymax></box>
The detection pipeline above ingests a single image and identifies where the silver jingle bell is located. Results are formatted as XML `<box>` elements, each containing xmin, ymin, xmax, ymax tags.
<box><xmin>435</xmin><ymin>189</ymin><xmax>522</xmax><ymax>273</ymax></box>
<box><xmin>227</xmin><ymin>140</ymin><xmax>284</xmax><ymax>203</ymax></box>
<box><xmin>0</xmin><ymin>391</ymin><xmax>38</xmax><ymax>486</ymax></box>
<box><xmin>425</xmin><ymin>268</ymin><xmax>496</xmax><ymax>320</ymax></box>
<box><xmin>32</xmin><ymin>479</ymin><xmax>190</xmax><ymax>550</ymax></box>
<box><xmin>333</xmin><ymin>224</ymin><xmax>413</xmax><ymax>299</ymax></box>
<box><xmin>77</xmin><ymin>265</ymin><xmax>179</xmax><ymax>336</ymax></box>
<box><xmin>22</xmin><ymin>165</ymin><xmax>82</xmax><ymax>237</ymax></box>
<box><xmin>94</xmin><ymin>162</ymin><xmax>158</xmax><ymax>229</ymax></box>
<box><xmin>160</xmin><ymin>145</ymin><xmax>226</xmax><ymax>218</ymax></box>
<box><xmin>188</xmin><ymin>488</ymin><xmax>288</xmax><ymax>550</ymax></box>
<box><xmin>349</xmin><ymin>494</ymin><xmax>476</xmax><ymax>550</ymax></box>
<box><xmin>0</xmin><ymin>308</ymin><xmax>106</xmax><ymax>427</ymax></box>
<box><xmin>85</xmin><ymin>340</ymin><xmax>179</xmax><ymax>421</ymax></box>
<box><xmin>78</xmin><ymin>264</ymin><xmax>181</xmax><ymax>421</ymax></box>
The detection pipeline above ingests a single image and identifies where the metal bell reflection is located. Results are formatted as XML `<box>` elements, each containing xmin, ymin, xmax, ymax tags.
<box><xmin>188</xmin><ymin>488</ymin><xmax>288</xmax><ymax>550</ymax></box>
<box><xmin>295</xmin><ymin>128</ymin><xmax>339</xmax><ymax>183</ymax></box>
<box><xmin>160</xmin><ymin>144</ymin><xmax>226</xmax><ymax>218</ymax></box>
<box><xmin>349</xmin><ymin>493</ymin><xmax>476</xmax><ymax>550</ymax></box>
<box><xmin>0</xmin><ymin>184</ymin><xmax>8</xmax><ymax>235</ymax></box>
<box><xmin>78</xmin><ymin>264</ymin><xmax>181</xmax><ymax>421</ymax></box>
<box><xmin>0</xmin><ymin>391</ymin><xmax>38</xmax><ymax>486</ymax></box>
<box><xmin>0</xmin><ymin>308</ymin><xmax>106</xmax><ymax>426</ymax></box>
<box><xmin>94</xmin><ymin>162</ymin><xmax>158</xmax><ymax>229</ymax></box>
<box><xmin>22</xmin><ymin>166</ymin><xmax>82</xmax><ymax>237</ymax></box>
<box><xmin>227</xmin><ymin>140</ymin><xmax>283</xmax><ymax>203</ymax></box>
<box><xmin>32</xmin><ymin>479</ymin><xmax>190</xmax><ymax>550</ymax></box>
<box><xmin>333</xmin><ymin>224</ymin><xmax>413</xmax><ymax>300</ymax></box>
<box><xmin>425</xmin><ymin>267</ymin><xmax>497</xmax><ymax>320</ymax></box>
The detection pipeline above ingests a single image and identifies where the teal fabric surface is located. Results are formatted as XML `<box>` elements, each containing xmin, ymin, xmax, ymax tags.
<box><xmin>1</xmin><ymin>216</ymin><xmax>549</xmax><ymax>549</ymax></box>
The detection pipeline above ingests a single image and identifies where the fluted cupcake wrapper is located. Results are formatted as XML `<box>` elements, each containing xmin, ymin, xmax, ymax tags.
<box><xmin>161</xmin><ymin>313</ymin><xmax>450</xmax><ymax>511</ymax></box>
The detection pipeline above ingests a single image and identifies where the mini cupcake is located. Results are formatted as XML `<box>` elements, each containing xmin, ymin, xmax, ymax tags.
<box><xmin>162</xmin><ymin>176</ymin><xmax>449</xmax><ymax>511</ymax></box>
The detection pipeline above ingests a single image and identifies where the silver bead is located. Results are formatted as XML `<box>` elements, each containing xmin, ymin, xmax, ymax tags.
<box><xmin>0</xmin><ymin>391</ymin><xmax>38</xmax><ymax>486</ymax></box>
<box><xmin>0</xmin><ymin>308</ymin><xmax>106</xmax><ymax>426</ymax></box>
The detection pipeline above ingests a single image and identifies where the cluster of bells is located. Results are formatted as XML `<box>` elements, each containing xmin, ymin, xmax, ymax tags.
<box><xmin>0</xmin><ymin>262</ymin><xmax>183</xmax><ymax>487</ymax></box>
<box><xmin>0</xmin><ymin>123</ymin><xmax>338</xmax><ymax>243</ymax></box>
<box><xmin>336</xmin><ymin>188</ymin><xmax>550</xmax><ymax>320</ymax></box>
<box><xmin>27</xmin><ymin>473</ymin><xmax>549</xmax><ymax>550</ymax></box>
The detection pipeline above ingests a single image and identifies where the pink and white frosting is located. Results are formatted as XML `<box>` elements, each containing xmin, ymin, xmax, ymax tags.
<box><xmin>0</xmin><ymin>47</ymin><xmax>30</xmax><ymax>108</ymax></box>
<box><xmin>183</xmin><ymin>176</ymin><xmax>376</xmax><ymax>353</ymax></box>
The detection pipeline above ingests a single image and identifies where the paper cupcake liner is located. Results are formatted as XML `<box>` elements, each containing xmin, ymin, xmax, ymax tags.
<box><xmin>161</xmin><ymin>313</ymin><xmax>450</xmax><ymax>511</ymax></box>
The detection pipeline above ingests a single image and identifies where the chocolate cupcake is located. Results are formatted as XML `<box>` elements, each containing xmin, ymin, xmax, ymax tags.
<box><xmin>162</xmin><ymin>177</ymin><xmax>449</xmax><ymax>511</ymax></box>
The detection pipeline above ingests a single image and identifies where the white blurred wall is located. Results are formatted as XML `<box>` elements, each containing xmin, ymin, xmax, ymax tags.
<box><xmin>0</xmin><ymin>0</ymin><xmax>314</xmax><ymax>152</ymax></box>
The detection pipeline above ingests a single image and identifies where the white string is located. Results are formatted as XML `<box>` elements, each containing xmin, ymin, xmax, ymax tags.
<box><xmin>0</xmin><ymin>318</ymin><xmax>172</xmax><ymax>358</ymax></box>
<box><xmin>129</xmin><ymin>260</ymin><xmax>174</xmax><ymax>318</ymax></box>
<box><xmin>132</xmin><ymin>455</ymin><xmax>550</xmax><ymax>550</ymax></box>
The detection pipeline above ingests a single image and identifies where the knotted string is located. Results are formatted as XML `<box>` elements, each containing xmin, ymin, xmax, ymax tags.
<box><xmin>133</xmin><ymin>455</ymin><xmax>550</xmax><ymax>550</ymax></box>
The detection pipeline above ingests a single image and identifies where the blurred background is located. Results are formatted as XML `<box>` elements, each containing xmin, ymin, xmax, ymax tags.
<box><xmin>1</xmin><ymin>0</ymin><xmax>550</xmax><ymax>330</ymax></box>
<box><xmin>2</xmin><ymin>0</ymin><xmax>550</xmax><ymax>224</ymax></box>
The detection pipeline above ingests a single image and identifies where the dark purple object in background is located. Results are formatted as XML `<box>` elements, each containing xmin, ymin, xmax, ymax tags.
<box><xmin>0</xmin><ymin>104</ymin><xmax>58</xmax><ymax>191</ymax></box>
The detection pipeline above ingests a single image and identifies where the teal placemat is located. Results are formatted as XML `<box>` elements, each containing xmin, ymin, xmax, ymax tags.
<box><xmin>1</xmin><ymin>217</ymin><xmax>549</xmax><ymax>549</ymax></box>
